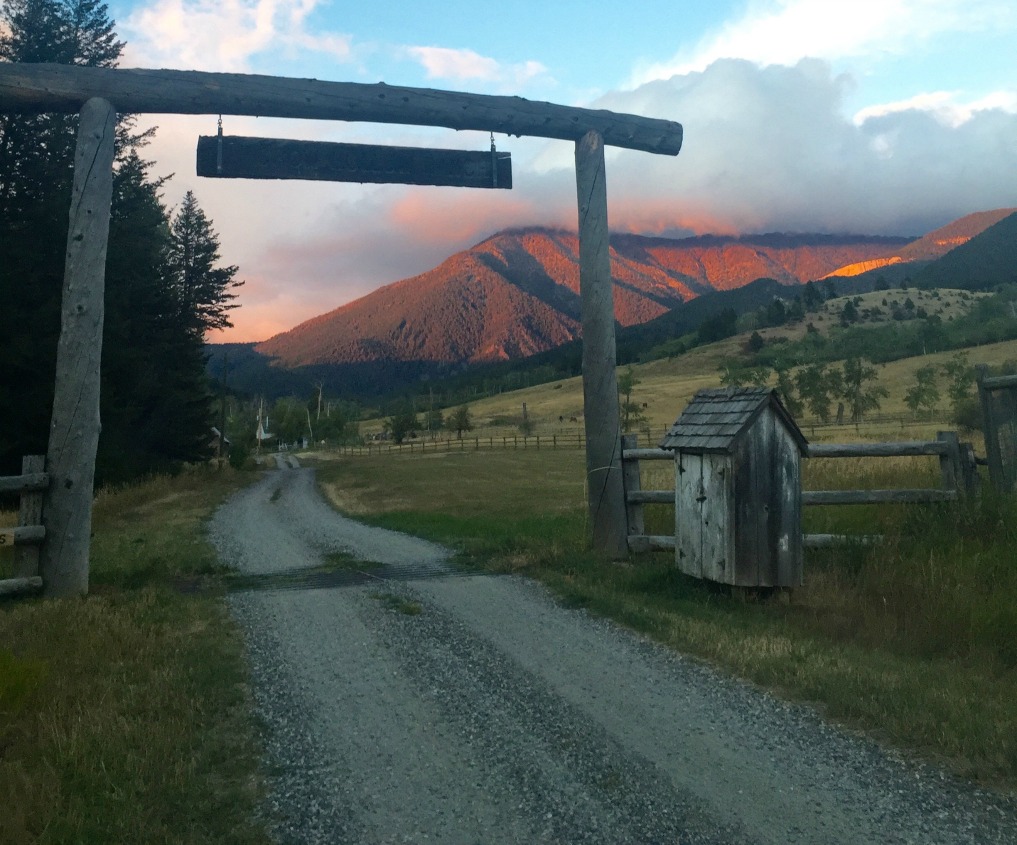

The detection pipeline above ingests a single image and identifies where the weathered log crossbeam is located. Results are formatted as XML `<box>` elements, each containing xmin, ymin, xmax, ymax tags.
<box><xmin>0</xmin><ymin>64</ymin><xmax>683</xmax><ymax>156</ymax></box>
<box><xmin>197</xmin><ymin>135</ymin><xmax>512</xmax><ymax>189</ymax></box>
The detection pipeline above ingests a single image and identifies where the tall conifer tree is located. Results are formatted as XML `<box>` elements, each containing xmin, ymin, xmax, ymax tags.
<box><xmin>0</xmin><ymin>1</ymin><xmax>236</xmax><ymax>480</ymax></box>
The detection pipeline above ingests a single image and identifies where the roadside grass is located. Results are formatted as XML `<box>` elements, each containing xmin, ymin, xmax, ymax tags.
<box><xmin>0</xmin><ymin>467</ymin><xmax>270</xmax><ymax>845</ymax></box>
<box><xmin>313</xmin><ymin>449</ymin><xmax>1017</xmax><ymax>789</ymax></box>
<box><xmin>371</xmin><ymin>591</ymin><xmax>424</xmax><ymax>616</ymax></box>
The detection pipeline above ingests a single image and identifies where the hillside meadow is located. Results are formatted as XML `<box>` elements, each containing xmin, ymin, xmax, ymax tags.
<box><xmin>362</xmin><ymin>296</ymin><xmax>1017</xmax><ymax>445</ymax></box>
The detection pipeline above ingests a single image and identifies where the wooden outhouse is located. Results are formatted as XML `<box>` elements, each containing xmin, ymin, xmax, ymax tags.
<box><xmin>659</xmin><ymin>387</ymin><xmax>808</xmax><ymax>588</ymax></box>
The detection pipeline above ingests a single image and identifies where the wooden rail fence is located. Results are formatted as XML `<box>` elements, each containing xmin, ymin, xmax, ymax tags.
<box><xmin>0</xmin><ymin>455</ymin><xmax>48</xmax><ymax>597</ymax></box>
<box><xmin>621</xmin><ymin>432</ymin><xmax>979</xmax><ymax>553</ymax></box>
<box><xmin>331</xmin><ymin>433</ymin><xmax>587</xmax><ymax>456</ymax></box>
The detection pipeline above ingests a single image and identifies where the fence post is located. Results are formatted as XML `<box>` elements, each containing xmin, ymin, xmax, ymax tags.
<box><xmin>40</xmin><ymin>98</ymin><xmax>116</xmax><ymax>598</ymax></box>
<box><xmin>15</xmin><ymin>455</ymin><xmax>45</xmax><ymax>579</ymax></box>
<box><xmin>960</xmin><ymin>441</ymin><xmax>980</xmax><ymax>496</ymax></box>
<box><xmin>976</xmin><ymin>365</ymin><xmax>1004</xmax><ymax>490</ymax></box>
<box><xmin>621</xmin><ymin>434</ymin><xmax>644</xmax><ymax>541</ymax></box>
<box><xmin>937</xmin><ymin>431</ymin><xmax>962</xmax><ymax>495</ymax></box>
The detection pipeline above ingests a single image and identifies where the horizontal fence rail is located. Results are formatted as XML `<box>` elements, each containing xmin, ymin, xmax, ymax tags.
<box><xmin>802</xmin><ymin>489</ymin><xmax>957</xmax><ymax>506</ymax></box>
<box><xmin>806</xmin><ymin>441</ymin><xmax>948</xmax><ymax>458</ymax></box>
<box><xmin>620</xmin><ymin>433</ymin><xmax>978</xmax><ymax>555</ymax></box>
<box><xmin>0</xmin><ymin>472</ymin><xmax>49</xmax><ymax>493</ymax></box>
<box><xmin>330</xmin><ymin>433</ymin><xmax>587</xmax><ymax>456</ymax></box>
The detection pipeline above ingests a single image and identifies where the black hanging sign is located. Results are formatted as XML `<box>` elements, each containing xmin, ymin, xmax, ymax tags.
<box><xmin>196</xmin><ymin>135</ymin><xmax>512</xmax><ymax>189</ymax></box>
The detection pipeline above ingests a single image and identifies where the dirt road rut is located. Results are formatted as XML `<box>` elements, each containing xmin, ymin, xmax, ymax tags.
<box><xmin>210</xmin><ymin>464</ymin><xmax>1017</xmax><ymax>844</ymax></box>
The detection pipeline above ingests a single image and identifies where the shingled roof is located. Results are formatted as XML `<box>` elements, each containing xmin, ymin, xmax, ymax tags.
<box><xmin>658</xmin><ymin>386</ymin><xmax>807</xmax><ymax>454</ymax></box>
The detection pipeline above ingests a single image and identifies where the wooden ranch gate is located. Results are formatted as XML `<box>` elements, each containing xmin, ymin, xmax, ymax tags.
<box><xmin>0</xmin><ymin>63</ymin><xmax>683</xmax><ymax>596</ymax></box>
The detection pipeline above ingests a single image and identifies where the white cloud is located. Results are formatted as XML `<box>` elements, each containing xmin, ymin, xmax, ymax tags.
<box><xmin>630</xmin><ymin>0</ymin><xmax>1015</xmax><ymax>86</ymax></box>
<box><xmin>595</xmin><ymin>59</ymin><xmax>1017</xmax><ymax>237</ymax></box>
<box><xmin>855</xmin><ymin>90</ymin><xmax>1017</xmax><ymax>127</ymax></box>
<box><xmin>405</xmin><ymin>46</ymin><xmax>548</xmax><ymax>90</ymax></box>
<box><xmin>121</xmin><ymin>0</ymin><xmax>355</xmax><ymax>71</ymax></box>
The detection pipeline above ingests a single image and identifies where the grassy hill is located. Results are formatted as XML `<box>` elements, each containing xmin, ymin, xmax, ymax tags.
<box><xmin>361</xmin><ymin>286</ymin><xmax>1017</xmax><ymax>446</ymax></box>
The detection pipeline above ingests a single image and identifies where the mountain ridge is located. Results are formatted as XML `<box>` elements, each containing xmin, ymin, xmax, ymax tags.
<box><xmin>255</xmin><ymin>227</ymin><xmax>914</xmax><ymax>368</ymax></box>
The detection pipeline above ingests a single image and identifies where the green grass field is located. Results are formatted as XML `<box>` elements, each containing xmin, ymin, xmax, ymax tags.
<box><xmin>0</xmin><ymin>469</ymin><xmax>270</xmax><ymax>845</ymax></box>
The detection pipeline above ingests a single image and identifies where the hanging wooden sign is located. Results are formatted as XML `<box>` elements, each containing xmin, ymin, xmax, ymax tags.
<box><xmin>196</xmin><ymin>135</ymin><xmax>512</xmax><ymax>189</ymax></box>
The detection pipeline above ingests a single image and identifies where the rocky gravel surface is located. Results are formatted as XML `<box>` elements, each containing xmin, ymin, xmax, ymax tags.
<box><xmin>209</xmin><ymin>463</ymin><xmax>1017</xmax><ymax>844</ymax></box>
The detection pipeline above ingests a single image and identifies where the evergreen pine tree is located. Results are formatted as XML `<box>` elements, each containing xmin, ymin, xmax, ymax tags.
<box><xmin>165</xmin><ymin>191</ymin><xmax>243</xmax><ymax>337</ymax></box>
<box><xmin>0</xmin><ymin>2</ymin><xmax>228</xmax><ymax>480</ymax></box>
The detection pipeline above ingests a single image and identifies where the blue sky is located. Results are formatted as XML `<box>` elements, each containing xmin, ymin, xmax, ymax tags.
<box><xmin>106</xmin><ymin>0</ymin><xmax>1017</xmax><ymax>340</ymax></box>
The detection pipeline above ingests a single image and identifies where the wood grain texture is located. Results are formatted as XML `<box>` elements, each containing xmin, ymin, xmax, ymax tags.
<box><xmin>807</xmin><ymin>441</ymin><xmax>947</xmax><ymax>458</ymax></box>
<box><xmin>576</xmin><ymin>130</ymin><xmax>626</xmax><ymax>558</ymax></box>
<box><xmin>39</xmin><ymin>98</ymin><xmax>115</xmax><ymax>598</ymax></box>
<box><xmin>0</xmin><ymin>471</ymin><xmax>49</xmax><ymax>493</ymax></box>
<box><xmin>0</xmin><ymin>64</ymin><xmax>683</xmax><ymax>155</ymax></box>
<box><xmin>0</xmin><ymin>576</ymin><xmax>43</xmax><ymax>597</ymax></box>
<box><xmin>197</xmin><ymin>135</ymin><xmax>513</xmax><ymax>188</ymax></box>
<box><xmin>15</xmin><ymin>455</ymin><xmax>45</xmax><ymax>578</ymax></box>
<box><xmin>803</xmin><ymin>489</ymin><xmax>957</xmax><ymax>505</ymax></box>
<box><xmin>621</xmin><ymin>434</ymin><xmax>645</xmax><ymax>539</ymax></box>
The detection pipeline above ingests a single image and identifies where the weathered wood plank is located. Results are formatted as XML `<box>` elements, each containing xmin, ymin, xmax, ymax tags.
<box><xmin>576</xmin><ymin>130</ymin><xmax>626</xmax><ymax>558</ymax></box>
<box><xmin>622</xmin><ymin>448</ymin><xmax>673</xmax><ymax>461</ymax></box>
<box><xmin>937</xmin><ymin>431</ymin><xmax>962</xmax><ymax>494</ymax></box>
<box><xmin>627</xmin><ymin>535</ymin><xmax>677</xmax><ymax>553</ymax></box>
<box><xmin>0</xmin><ymin>472</ymin><xmax>49</xmax><ymax>493</ymax></box>
<box><xmin>0</xmin><ymin>64</ymin><xmax>684</xmax><ymax>155</ymax></box>
<box><xmin>0</xmin><ymin>576</ymin><xmax>43</xmax><ymax>597</ymax></box>
<box><xmin>625</xmin><ymin>490</ymin><xmax>673</xmax><ymax>504</ymax></box>
<box><xmin>39</xmin><ymin>98</ymin><xmax>115</xmax><ymax>598</ymax></box>
<box><xmin>775</xmin><ymin>419</ymin><xmax>804</xmax><ymax>587</ymax></box>
<box><xmin>0</xmin><ymin>526</ymin><xmax>46</xmax><ymax>545</ymax></box>
<box><xmin>980</xmin><ymin>374</ymin><xmax>1017</xmax><ymax>390</ymax></box>
<box><xmin>700</xmin><ymin>457</ymin><xmax>732</xmax><ymax>584</ymax></box>
<box><xmin>803</xmin><ymin>534</ymin><xmax>883</xmax><ymax>547</ymax></box>
<box><xmin>675</xmin><ymin>453</ymin><xmax>703</xmax><ymax>579</ymax></box>
<box><xmin>15</xmin><ymin>456</ymin><xmax>45</xmax><ymax>578</ymax></box>
<box><xmin>803</xmin><ymin>489</ymin><xmax>957</xmax><ymax>505</ymax></box>
<box><xmin>197</xmin><ymin>135</ymin><xmax>513</xmax><ymax>188</ymax></box>
<box><xmin>976</xmin><ymin>365</ymin><xmax>1005</xmax><ymax>491</ymax></box>
<box><xmin>806</xmin><ymin>441</ymin><xmax>947</xmax><ymax>458</ymax></box>
<box><xmin>621</xmin><ymin>434</ymin><xmax>645</xmax><ymax>539</ymax></box>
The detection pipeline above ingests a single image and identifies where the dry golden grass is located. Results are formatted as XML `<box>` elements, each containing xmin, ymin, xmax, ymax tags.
<box><xmin>358</xmin><ymin>286</ymin><xmax>1016</xmax><ymax>443</ymax></box>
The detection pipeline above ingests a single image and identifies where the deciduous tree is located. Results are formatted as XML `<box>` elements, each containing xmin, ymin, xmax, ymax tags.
<box><xmin>904</xmin><ymin>365</ymin><xmax>940</xmax><ymax>417</ymax></box>
<box><xmin>840</xmin><ymin>357</ymin><xmax>888</xmax><ymax>423</ymax></box>
<box><xmin>449</xmin><ymin>405</ymin><xmax>473</xmax><ymax>439</ymax></box>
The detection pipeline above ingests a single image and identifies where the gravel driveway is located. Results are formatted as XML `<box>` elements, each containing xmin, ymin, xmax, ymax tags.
<box><xmin>209</xmin><ymin>463</ymin><xmax>1017</xmax><ymax>844</ymax></box>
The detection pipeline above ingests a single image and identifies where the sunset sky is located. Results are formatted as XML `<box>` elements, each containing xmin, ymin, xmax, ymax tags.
<box><xmin>106</xmin><ymin>0</ymin><xmax>1017</xmax><ymax>342</ymax></box>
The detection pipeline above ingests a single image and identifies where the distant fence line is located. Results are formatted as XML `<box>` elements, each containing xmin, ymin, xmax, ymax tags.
<box><xmin>330</xmin><ymin>433</ymin><xmax>588</xmax><ymax>456</ymax></box>
<box><xmin>327</xmin><ymin>412</ymin><xmax>956</xmax><ymax>458</ymax></box>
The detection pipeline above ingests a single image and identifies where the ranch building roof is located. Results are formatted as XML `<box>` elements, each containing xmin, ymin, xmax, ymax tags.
<box><xmin>658</xmin><ymin>386</ymin><xmax>807</xmax><ymax>454</ymax></box>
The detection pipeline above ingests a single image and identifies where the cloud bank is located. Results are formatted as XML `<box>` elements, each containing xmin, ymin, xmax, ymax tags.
<box><xmin>194</xmin><ymin>58</ymin><xmax>1017</xmax><ymax>340</ymax></box>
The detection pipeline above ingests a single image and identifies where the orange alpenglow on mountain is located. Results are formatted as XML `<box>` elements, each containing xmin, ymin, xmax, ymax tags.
<box><xmin>256</xmin><ymin>227</ymin><xmax>911</xmax><ymax>368</ymax></box>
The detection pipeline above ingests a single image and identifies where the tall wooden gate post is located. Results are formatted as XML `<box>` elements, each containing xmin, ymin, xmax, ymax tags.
<box><xmin>40</xmin><ymin>97</ymin><xmax>115</xmax><ymax>597</ymax></box>
<box><xmin>575</xmin><ymin>130</ymin><xmax>627</xmax><ymax>558</ymax></box>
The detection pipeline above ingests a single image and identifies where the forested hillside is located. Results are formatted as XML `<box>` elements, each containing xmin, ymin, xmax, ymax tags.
<box><xmin>0</xmin><ymin>0</ymin><xmax>241</xmax><ymax>483</ymax></box>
